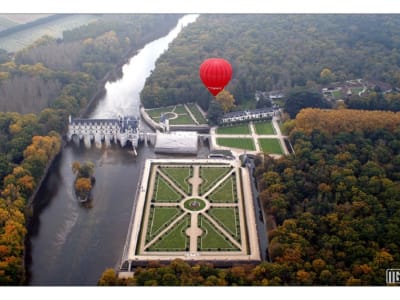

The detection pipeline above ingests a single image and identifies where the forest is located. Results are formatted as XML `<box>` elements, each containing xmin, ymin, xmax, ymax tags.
<box><xmin>2</xmin><ymin>13</ymin><xmax>400</xmax><ymax>285</ymax></box>
<box><xmin>99</xmin><ymin>109</ymin><xmax>400</xmax><ymax>286</ymax></box>
<box><xmin>95</xmin><ymin>14</ymin><xmax>400</xmax><ymax>286</ymax></box>
<box><xmin>141</xmin><ymin>14</ymin><xmax>400</xmax><ymax>113</ymax></box>
<box><xmin>0</xmin><ymin>14</ymin><xmax>181</xmax><ymax>284</ymax></box>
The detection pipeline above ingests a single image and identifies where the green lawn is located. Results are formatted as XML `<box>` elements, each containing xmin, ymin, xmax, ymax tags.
<box><xmin>146</xmin><ymin>207</ymin><xmax>183</xmax><ymax>241</ymax></box>
<box><xmin>216</xmin><ymin>138</ymin><xmax>255</xmax><ymax>151</ymax></box>
<box><xmin>207</xmin><ymin>176</ymin><xmax>237</xmax><ymax>203</ymax></box>
<box><xmin>186</xmin><ymin>103</ymin><xmax>207</xmax><ymax>124</ymax></box>
<box><xmin>198</xmin><ymin>215</ymin><xmax>238</xmax><ymax>251</ymax></box>
<box><xmin>148</xmin><ymin>215</ymin><xmax>190</xmax><ymax>251</ymax></box>
<box><xmin>159</xmin><ymin>166</ymin><xmax>192</xmax><ymax>194</ymax></box>
<box><xmin>145</xmin><ymin>106</ymin><xmax>175</xmax><ymax>120</ymax></box>
<box><xmin>351</xmin><ymin>87</ymin><xmax>365</xmax><ymax>95</ymax></box>
<box><xmin>173</xmin><ymin>104</ymin><xmax>188</xmax><ymax>114</ymax></box>
<box><xmin>216</xmin><ymin>124</ymin><xmax>250</xmax><ymax>135</ymax></box>
<box><xmin>254</xmin><ymin>121</ymin><xmax>275</xmax><ymax>135</ymax></box>
<box><xmin>332</xmin><ymin>90</ymin><xmax>343</xmax><ymax>99</ymax></box>
<box><xmin>153</xmin><ymin>175</ymin><xmax>183</xmax><ymax>202</ymax></box>
<box><xmin>168</xmin><ymin>113</ymin><xmax>196</xmax><ymax>125</ymax></box>
<box><xmin>258</xmin><ymin>138</ymin><xmax>284</xmax><ymax>154</ymax></box>
<box><xmin>208</xmin><ymin>207</ymin><xmax>240</xmax><ymax>241</ymax></box>
<box><xmin>199</xmin><ymin>166</ymin><xmax>231</xmax><ymax>195</ymax></box>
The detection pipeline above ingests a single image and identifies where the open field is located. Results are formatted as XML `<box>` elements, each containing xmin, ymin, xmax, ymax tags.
<box><xmin>254</xmin><ymin>121</ymin><xmax>275</xmax><ymax>135</ymax></box>
<box><xmin>199</xmin><ymin>166</ymin><xmax>231</xmax><ymax>195</ymax></box>
<box><xmin>0</xmin><ymin>14</ymin><xmax>98</xmax><ymax>52</ymax></box>
<box><xmin>258</xmin><ymin>138</ymin><xmax>284</xmax><ymax>154</ymax></box>
<box><xmin>159</xmin><ymin>166</ymin><xmax>192</xmax><ymax>194</ymax></box>
<box><xmin>0</xmin><ymin>14</ymin><xmax>52</xmax><ymax>24</ymax></box>
<box><xmin>216</xmin><ymin>124</ymin><xmax>250</xmax><ymax>135</ymax></box>
<box><xmin>186</xmin><ymin>103</ymin><xmax>207</xmax><ymax>124</ymax></box>
<box><xmin>0</xmin><ymin>17</ymin><xmax>18</xmax><ymax>31</ymax></box>
<box><xmin>216</xmin><ymin>137</ymin><xmax>255</xmax><ymax>151</ymax></box>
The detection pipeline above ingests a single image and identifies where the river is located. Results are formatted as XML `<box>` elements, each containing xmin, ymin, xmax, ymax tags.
<box><xmin>26</xmin><ymin>14</ymin><xmax>200</xmax><ymax>286</ymax></box>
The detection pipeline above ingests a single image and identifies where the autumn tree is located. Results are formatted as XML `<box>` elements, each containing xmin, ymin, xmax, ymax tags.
<box><xmin>216</xmin><ymin>90</ymin><xmax>235</xmax><ymax>113</ymax></box>
<box><xmin>319</xmin><ymin>68</ymin><xmax>335</xmax><ymax>84</ymax></box>
<box><xmin>75</xmin><ymin>178</ymin><xmax>92</xmax><ymax>197</ymax></box>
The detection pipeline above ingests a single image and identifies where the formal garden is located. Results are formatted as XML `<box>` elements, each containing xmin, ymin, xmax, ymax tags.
<box><xmin>214</xmin><ymin>120</ymin><xmax>286</xmax><ymax>154</ymax></box>
<box><xmin>144</xmin><ymin>103</ymin><xmax>208</xmax><ymax>125</ymax></box>
<box><xmin>134</xmin><ymin>161</ymin><xmax>256</xmax><ymax>256</ymax></box>
<box><xmin>216</xmin><ymin>137</ymin><xmax>256</xmax><ymax>151</ymax></box>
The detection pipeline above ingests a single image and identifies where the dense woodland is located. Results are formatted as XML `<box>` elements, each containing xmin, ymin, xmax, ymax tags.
<box><xmin>100</xmin><ymin>109</ymin><xmax>400</xmax><ymax>286</ymax></box>
<box><xmin>96</xmin><ymin>14</ymin><xmax>400</xmax><ymax>286</ymax></box>
<box><xmin>0</xmin><ymin>14</ymin><xmax>181</xmax><ymax>114</ymax></box>
<box><xmin>2</xmin><ymin>13</ymin><xmax>400</xmax><ymax>285</ymax></box>
<box><xmin>0</xmin><ymin>14</ymin><xmax>181</xmax><ymax>284</ymax></box>
<box><xmin>141</xmin><ymin>14</ymin><xmax>400</xmax><ymax>112</ymax></box>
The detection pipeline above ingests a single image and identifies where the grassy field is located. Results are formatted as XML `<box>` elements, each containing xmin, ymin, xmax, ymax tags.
<box><xmin>208</xmin><ymin>207</ymin><xmax>240</xmax><ymax>241</ymax></box>
<box><xmin>216</xmin><ymin>124</ymin><xmax>250</xmax><ymax>135</ymax></box>
<box><xmin>145</xmin><ymin>105</ymin><xmax>197</xmax><ymax>125</ymax></box>
<box><xmin>186</xmin><ymin>103</ymin><xmax>207</xmax><ymax>124</ymax></box>
<box><xmin>254</xmin><ymin>121</ymin><xmax>275</xmax><ymax>135</ymax></box>
<box><xmin>0</xmin><ymin>14</ymin><xmax>98</xmax><ymax>52</ymax></box>
<box><xmin>199</xmin><ymin>166</ymin><xmax>231</xmax><ymax>195</ymax></box>
<box><xmin>145</xmin><ymin>106</ymin><xmax>175</xmax><ymax>120</ymax></box>
<box><xmin>146</xmin><ymin>207</ymin><xmax>183</xmax><ymax>241</ymax></box>
<box><xmin>148</xmin><ymin>215</ymin><xmax>190</xmax><ymax>251</ymax></box>
<box><xmin>153</xmin><ymin>175</ymin><xmax>183</xmax><ymax>202</ymax></box>
<box><xmin>198</xmin><ymin>215</ymin><xmax>238</xmax><ymax>251</ymax></box>
<box><xmin>168</xmin><ymin>114</ymin><xmax>196</xmax><ymax>125</ymax></box>
<box><xmin>173</xmin><ymin>104</ymin><xmax>188</xmax><ymax>114</ymax></box>
<box><xmin>258</xmin><ymin>138</ymin><xmax>284</xmax><ymax>154</ymax></box>
<box><xmin>208</xmin><ymin>177</ymin><xmax>237</xmax><ymax>203</ymax></box>
<box><xmin>159</xmin><ymin>166</ymin><xmax>192</xmax><ymax>194</ymax></box>
<box><xmin>216</xmin><ymin>137</ymin><xmax>255</xmax><ymax>151</ymax></box>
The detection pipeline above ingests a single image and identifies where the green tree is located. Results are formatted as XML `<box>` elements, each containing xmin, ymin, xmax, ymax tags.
<box><xmin>207</xmin><ymin>100</ymin><xmax>224</xmax><ymax>125</ymax></box>
<box><xmin>284</xmin><ymin>88</ymin><xmax>330</xmax><ymax>118</ymax></box>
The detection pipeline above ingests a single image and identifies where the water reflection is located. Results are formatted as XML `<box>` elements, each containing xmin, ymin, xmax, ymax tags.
<box><xmin>27</xmin><ymin>15</ymin><xmax>199</xmax><ymax>285</ymax></box>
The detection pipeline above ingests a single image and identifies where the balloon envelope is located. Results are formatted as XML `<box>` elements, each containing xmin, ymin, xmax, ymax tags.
<box><xmin>199</xmin><ymin>58</ymin><xmax>232</xmax><ymax>96</ymax></box>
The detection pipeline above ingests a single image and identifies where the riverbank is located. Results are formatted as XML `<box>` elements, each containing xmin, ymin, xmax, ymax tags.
<box><xmin>25</xmin><ymin>15</ymin><xmax>198</xmax><ymax>285</ymax></box>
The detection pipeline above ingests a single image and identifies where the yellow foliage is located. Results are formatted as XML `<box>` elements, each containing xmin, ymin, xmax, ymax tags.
<box><xmin>75</xmin><ymin>178</ymin><xmax>92</xmax><ymax>193</ymax></box>
<box><xmin>216</xmin><ymin>90</ymin><xmax>235</xmax><ymax>112</ymax></box>
<box><xmin>9</xmin><ymin>123</ymin><xmax>22</xmax><ymax>135</ymax></box>
<box><xmin>294</xmin><ymin>108</ymin><xmax>400</xmax><ymax>136</ymax></box>
<box><xmin>0</xmin><ymin>71</ymin><xmax>9</xmax><ymax>80</ymax></box>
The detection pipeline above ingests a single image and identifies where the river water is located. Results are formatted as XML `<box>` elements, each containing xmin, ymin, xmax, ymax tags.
<box><xmin>27</xmin><ymin>14</ymin><xmax>200</xmax><ymax>286</ymax></box>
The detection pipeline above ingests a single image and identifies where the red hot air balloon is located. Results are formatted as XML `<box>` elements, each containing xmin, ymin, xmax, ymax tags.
<box><xmin>199</xmin><ymin>58</ymin><xmax>232</xmax><ymax>96</ymax></box>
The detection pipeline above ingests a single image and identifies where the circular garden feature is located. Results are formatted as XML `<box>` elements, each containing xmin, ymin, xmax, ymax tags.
<box><xmin>183</xmin><ymin>198</ymin><xmax>207</xmax><ymax>212</ymax></box>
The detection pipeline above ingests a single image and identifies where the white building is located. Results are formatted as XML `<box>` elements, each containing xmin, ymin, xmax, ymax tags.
<box><xmin>154</xmin><ymin>131</ymin><xmax>198</xmax><ymax>154</ymax></box>
<box><xmin>219</xmin><ymin>108</ymin><xmax>275</xmax><ymax>125</ymax></box>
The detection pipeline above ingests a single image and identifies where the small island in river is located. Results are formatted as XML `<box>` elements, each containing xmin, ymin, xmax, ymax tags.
<box><xmin>72</xmin><ymin>160</ymin><xmax>95</xmax><ymax>203</ymax></box>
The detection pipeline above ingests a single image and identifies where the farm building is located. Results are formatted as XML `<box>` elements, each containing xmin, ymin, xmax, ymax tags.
<box><xmin>154</xmin><ymin>131</ymin><xmax>198</xmax><ymax>154</ymax></box>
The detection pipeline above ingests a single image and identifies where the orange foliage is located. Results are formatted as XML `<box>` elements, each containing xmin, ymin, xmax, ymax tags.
<box><xmin>75</xmin><ymin>178</ymin><xmax>92</xmax><ymax>193</ymax></box>
<box><xmin>23</xmin><ymin>135</ymin><xmax>61</xmax><ymax>161</ymax></box>
<box><xmin>294</xmin><ymin>108</ymin><xmax>400</xmax><ymax>136</ymax></box>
